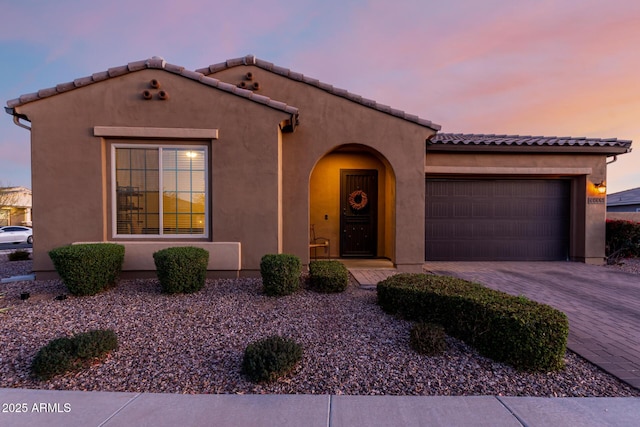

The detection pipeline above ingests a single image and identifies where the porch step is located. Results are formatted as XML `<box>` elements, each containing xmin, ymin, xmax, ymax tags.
<box><xmin>348</xmin><ymin>268</ymin><xmax>397</xmax><ymax>289</ymax></box>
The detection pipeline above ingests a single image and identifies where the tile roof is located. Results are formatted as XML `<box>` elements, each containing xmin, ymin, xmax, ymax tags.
<box><xmin>607</xmin><ymin>187</ymin><xmax>640</xmax><ymax>207</ymax></box>
<box><xmin>430</xmin><ymin>133</ymin><xmax>632</xmax><ymax>153</ymax></box>
<box><xmin>196</xmin><ymin>55</ymin><xmax>441</xmax><ymax>132</ymax></box>
<box><xmin>6</xmin><ymin>57</ymin><xmax>299</xmax><ymax>117</ymax></box>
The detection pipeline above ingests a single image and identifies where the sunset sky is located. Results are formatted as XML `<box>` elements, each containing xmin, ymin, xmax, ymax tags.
<box><xmin>1</xmin><ymin>0</ymin><xmax>638</xmax><ymax>193</ymax></box>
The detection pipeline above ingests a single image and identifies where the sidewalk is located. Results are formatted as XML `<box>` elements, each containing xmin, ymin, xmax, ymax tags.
<box><xmin>1</xmin><ymin>388</ymin><xmax>639</xmax><ymax>427</ymax></box>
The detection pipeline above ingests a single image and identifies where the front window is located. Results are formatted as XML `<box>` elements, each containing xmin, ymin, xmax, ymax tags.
<box><xmin>113</xmin><ymin>145</ymin><xmax>208</xmax><ymax>237</ymax></box>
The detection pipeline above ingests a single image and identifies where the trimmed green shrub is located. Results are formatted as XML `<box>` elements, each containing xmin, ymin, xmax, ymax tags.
<box><xmin>49</xmin><ymin>244</ymin><xmax>125</xmax><ymax>296</ymax></box>
<box><xmin>410</xmin><ymin>322</ymin><xmax>447</xmax><ymax>356</ymax></box>
<box><xmin>606</xmin><ymin>219</ymin><xmax>640</xmax><ymax>263</ymax></box>
<box><xmin>242</xmin><ymin>335</ymin><xmax>303</xmax><ymax>383</ymax></box>
<box><xmin>309</xmin><ymin>261</ymin><xmax>349</xmax><ymax>293</ymax></box>
<box><xmin>260</xmin><ymin>254</ymin><xmax>301</xmax><ymax>296</ymax></box>
<box><xmin>377</xmin><ymin>273</ymin><xmax>569</xmax><ymax>372</ymax></box>
<box><xmin>31</xmin><ymin>337</ymin><xmax>76</xmax><ymax>381</ymax></box>
<box><xmin>153</xmin><ymin>246</ymin><xmax>209</xmax><ymax>294</ymax></box>
<box><xmin>8</xmin><ymin>250</ymin><xmax>30</xmax><ymax>261</ymax></box>
<box><xmin>73</xmin><ymin>330</ymin><xmax>119</xmax><ymax>360</ymax></box>
<box><xmin>31</xmin><ymin>329</ymin><xmax>118</xmax><ymax>381</ymax></box>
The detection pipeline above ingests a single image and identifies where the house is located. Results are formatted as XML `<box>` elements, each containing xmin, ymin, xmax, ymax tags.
<box><xmin>0</xmin><ymin>186</ymin><xmax>32</xmax><ymax>227</ymax></box>
<box><xmin>607</xmin><ymin>187</ymin><xmax>640</xmax><ymax>223</ymax></box>
<box><xmin>4</xmin><ymin>55</ymin><xmax>632</xmax><ymax>279</ymax></box>
<box><xmin>607</xmin><ymin>187</ymin><xmax>640</xmax><ymax>212</ymax></box>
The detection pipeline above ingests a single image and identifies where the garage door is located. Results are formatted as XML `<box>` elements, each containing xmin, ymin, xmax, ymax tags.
<box><xmin>425</xmin><ymin>179</ymin><xmax>570</xmax><ymax>261</ymax></box>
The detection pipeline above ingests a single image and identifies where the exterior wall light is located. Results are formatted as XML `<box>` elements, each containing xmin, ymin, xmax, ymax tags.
<box><xmin>594</xmin><ymin>181</ymin><xmax>606</xmax><ymax>194</ymax></box>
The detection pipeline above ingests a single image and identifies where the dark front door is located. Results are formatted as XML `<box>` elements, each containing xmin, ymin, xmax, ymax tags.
<box><xmin>340</xmin><ymin>169</ymin><xmax>377</xmax><ymax>257</ymax></box>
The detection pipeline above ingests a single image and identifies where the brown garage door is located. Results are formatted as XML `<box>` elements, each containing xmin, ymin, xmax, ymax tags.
<box><xmin>425</xmin><ymin>179</ymin><xmax>570</xmax><ymax>261</ymax></box>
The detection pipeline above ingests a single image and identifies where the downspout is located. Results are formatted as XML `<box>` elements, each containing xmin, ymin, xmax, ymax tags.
<box><xmin>13</xmin><ymin>115</ymin><xmax>31</xmax><ymax>131</ymax></box>
<box><xmin>606</xmin><ymin>155</ymin><xmax>617</xmax><ymax>165</ymax></box>
<box><xmin>5</xmin><ymin>107</ymin><xmax>32</xmax><ymax>131</ymax></box>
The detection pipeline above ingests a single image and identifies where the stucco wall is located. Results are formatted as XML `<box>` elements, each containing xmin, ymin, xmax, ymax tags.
<box><xmin>607</xmin><ymin>212</ymin><xmax>640</xmax><ymax>222</ymax></box>
<box><xmin>425</xmin><ymin>152</ymin><xmax>608</xmax><ymax>263</ymax></box>
<box><xmin>212</xmin><ymin>66</ymin><xmax>435</xmax><ymax>271</ymax></box>
<box><xmin>15</xmin><ymin>69</ymin><xmax>290</xmax><ymax>275</ymax></box>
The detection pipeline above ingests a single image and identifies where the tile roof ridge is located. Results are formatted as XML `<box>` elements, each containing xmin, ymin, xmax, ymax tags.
<box><xmin>435</xmin><ymin>132</ymin><xmax>632</xmax><ymax>145</ymax></box>
<box><xmin>6</xmin><ymin>57</ymin><xmax>299</xmax><ymax>118</ymax></box>
<box><xmin>196</xmin><ymin>54</ymin><xmax>441</xmax><ymax>131</ymax></box>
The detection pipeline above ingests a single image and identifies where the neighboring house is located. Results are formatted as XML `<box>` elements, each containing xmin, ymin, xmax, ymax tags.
<box><xmin>4</xmin><ymin>55</ymin><xmax>632</xmax><ymax>279</ymax></box>
<box><xmin>607</xmin><ymin>187</ymin><xmax>640</xmax><ymax>223</ymax></box>
<box><xmin>607</xmin><ymin>187</ymin><xmax>640</xmax><ymax>212</ymax></box>
<box><xmin>0</xmin><ymin>186</ymin><xmax>32</xmax><ymax>227</ymax></box>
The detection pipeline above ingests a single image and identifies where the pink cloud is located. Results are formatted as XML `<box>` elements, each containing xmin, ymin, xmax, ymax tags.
<box><xmin>2</xmin><ymin>0</ymin><xmax>638</xmax><ymax>191</ymax></box>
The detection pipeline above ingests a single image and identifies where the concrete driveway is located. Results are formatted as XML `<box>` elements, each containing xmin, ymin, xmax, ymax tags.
<box><xmin>424</xmin><ymin>261</ymin><xmax>640</xmax><ymax>389</ymax></box>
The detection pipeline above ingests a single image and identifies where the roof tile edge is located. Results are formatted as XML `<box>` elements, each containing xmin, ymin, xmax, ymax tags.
<box><xmin>196</xmin><ymin>55</ymin><xmax>441</xmax><ymax>131</ymax></box>
<box><xmin>431</xmin><ymin>133</ymin><xmax>632</xmax><ymax>149</ymax></box>
<box><xmin>6</xmin><ymin>57</ymin><xmax>299</xmax><ymax>117</ymax></box>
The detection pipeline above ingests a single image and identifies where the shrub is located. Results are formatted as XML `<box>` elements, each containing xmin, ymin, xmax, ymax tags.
<box><xmin>260</xmin><ymin>254</ymin><xmax>301</xmax><ymax>296</ymax></box>
<box><xmin>377</xmin><ymin>273</ymin><xmax>569</xmax><ymax>372</ymax></box>
<box><xmin>30</xmin><ymin>337</ymin><xmax>76</xmax><ymax>381</ymax></box>
<box><xmin>309</xmin><ymin>261</ymin><xmax>349</xmax><ymax>293</ymax></box>
<box><xmin>410</xmin><ymin>322</ymin><xmax>447</xmax><ymax>356</ymax></box>
<box><xmin>8</xmin><ymin>250</ymin><xmax>30</xmax><ymax>261</ymax></box>
<box><xmin>73</xmin><ymin>330</ymin><xmax>119</xmax><ymax>360</ymax></box>
<box><xmin>242</xmin><ymin>335</ymin><xmax>303</xmax><ymax>383</ymax></box>
<box><xmin>49</xmin><ymin>244</ymin><xmax>125</xmax><ymax>296</ymax></box>
<box><xmin>606</xmin><ymin>219</ymin><xmax>640</xmax><ymax>263</ymax></box>
<box><xmin>153</xmin><ymin>246</ymin><xmax>209</xmax><ymax>294</ymax></box>
<box><xmin>31</xmin><ymin>329</ymin><xmax>118</xmax><ymax>381</ymax></box>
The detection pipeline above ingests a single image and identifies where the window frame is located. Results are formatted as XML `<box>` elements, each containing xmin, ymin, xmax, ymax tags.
<box><xmin>111</xmin><ymin>143</ymin><xmax>209</xmax><ymax>239</ymax></box>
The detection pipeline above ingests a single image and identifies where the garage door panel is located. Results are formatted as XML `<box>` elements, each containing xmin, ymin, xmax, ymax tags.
<box><xmin>425</xmin><ymin>179</ymin><xmax>570</xmax><ymax>261</ymax></box>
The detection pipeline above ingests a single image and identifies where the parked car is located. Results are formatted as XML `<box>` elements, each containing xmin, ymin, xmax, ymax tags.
<box><xmin>0</xmin><ymin>226</ymin><xmax>33</xmax><ymax>244</ymax></box>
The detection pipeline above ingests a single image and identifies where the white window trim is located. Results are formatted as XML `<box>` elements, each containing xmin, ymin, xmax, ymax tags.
<box><xmin>111</xmin><ymin>143</ymin><xmax>209</xmax><ymax>239</ymax></box>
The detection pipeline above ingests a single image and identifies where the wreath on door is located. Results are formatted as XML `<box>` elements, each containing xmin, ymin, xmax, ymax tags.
<box><xmin>348</xmin><ymin>190</ymin><xmax>368</xmax><ymax>210</ymax></box>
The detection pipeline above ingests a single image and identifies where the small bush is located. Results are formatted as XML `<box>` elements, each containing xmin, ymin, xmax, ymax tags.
<box><xmin>73</xmin><ymin>330</ymin><xmax>119</xmax><ymax>360</ymax></box>
<box><xmin>606</xmin><ymin>219</ymin><xmax>640</xmax><ymax>263</ymax></box>
<box><xmin>377</xmin><ymin>273</ymin><xmax>568</xmax><ymax>372</ymax></box>
<box><xmin>153</xmin><ymin>247</ymin><xmax>209</xmax><ymax>294</ymax></box>
<box><xmin>242</xmin><ymin>335</ymin><xmax>303</xmax><ymax>383</ymax></box>
<box><xmin>260</xmin><ymin>254</ymin><xmax>301</xmax><ymax>296</ymax></box>
<box><xmin>309</xmin><ymin>261</ymin><xmax>349</xmax><ymax>293</ymax></box>
<box><xmin>31</xmin><ymin>329</ymin><xmax>118</xmax><ymax>381</ymax></box>
<box><xmin>410</xmin><ymin>322</ymin><xmax>447</xmax><ymax>356</ymax></box>
<box><xmin>49</xmin><ymin>243</ymin><xmax>125</xmax><ymax>296</ymax></box>
<box><xmin>8</xmin><ymin>250</ymin><xmax>30</xmax><ymax>261</ymax></box>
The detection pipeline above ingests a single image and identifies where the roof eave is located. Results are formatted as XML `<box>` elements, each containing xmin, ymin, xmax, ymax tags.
<box><xmin>200</xmin><ymin>55</ymin><xmax>441</xmax><ymax>132</ymax></box>
<box><xmin>4</xmin><ymin>106</ymin><xmax>28</xmax><ymax>120</ymax></box>
<box><xmin>426</xmin><ymin>143</ymin><xmax>631</xmax><ymax>156</ymax></box>
<box><xmin>607</xmin><ymin>201</ymin><xmax>640</xmax><ymax>207</ymax></box>
<box><xmin>5</xmin><ymin>58</ymin><xmax>300</xmax><ymax>119</ymax></box>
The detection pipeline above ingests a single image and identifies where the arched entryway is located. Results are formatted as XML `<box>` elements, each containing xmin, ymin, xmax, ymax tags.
<box><xmin>309</xmin><ymin>144</ymin><xmax>396</xmax><ymax>261</ymax></box>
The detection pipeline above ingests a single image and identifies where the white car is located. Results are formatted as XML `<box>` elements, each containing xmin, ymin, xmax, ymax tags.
<box><xmin>0</xmin><ymin>226</ymin><xmax>33</xmax><ymax>244</ymax></box>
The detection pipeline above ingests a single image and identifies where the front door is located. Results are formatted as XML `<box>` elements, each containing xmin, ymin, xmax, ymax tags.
<box><xmin>340</xmin><ymin>169</ymin><xmax>377</xmax><ymax>257</ymax></box>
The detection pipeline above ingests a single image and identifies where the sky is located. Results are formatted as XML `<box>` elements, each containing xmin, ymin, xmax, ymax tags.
<box><xmin>1</xmin><ymin>0</ymin><xmax>638</xmax><ymax>193</ymax></box>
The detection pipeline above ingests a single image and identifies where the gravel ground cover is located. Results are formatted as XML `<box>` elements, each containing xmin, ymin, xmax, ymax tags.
<box><xmin>0</xmin><ymin>254</ymin><xmax>638</xmax><ymax>396</ymax></box>
<box><xmin>605</xmin><ymin>257</ymin><xmax>640</xmax><ymax>274</ymax></box>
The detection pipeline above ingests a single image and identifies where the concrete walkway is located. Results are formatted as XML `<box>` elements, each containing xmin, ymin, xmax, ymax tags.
<box><xmin>424</xmin><ymin>261</ymin><xmax>640</xmax><ymax>390</ymax></box>
<box><xmin>343</xmin><ymin>258</ymin><xmax>397</xmax><ymax>289</ymax></box>
<box><xmin>1</xmin><ymin>388</ymin><xmax>639</xmax><ymax>427</ymax></box>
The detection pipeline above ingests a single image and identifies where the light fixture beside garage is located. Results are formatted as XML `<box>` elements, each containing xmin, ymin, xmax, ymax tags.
<box><xmin>594</xmin><ymin>181</ymin><xmax>607</xmax><ymax>195</ymax></box>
